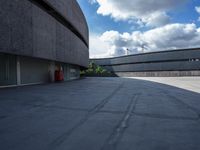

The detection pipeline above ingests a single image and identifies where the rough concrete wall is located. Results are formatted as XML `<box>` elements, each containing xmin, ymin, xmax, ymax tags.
<box><xmin>92</xmin><ymin>49</ymin><xmax>200</xmax><ymax>73</ymax></box>
<box><xmin>0</xmin><ymin>0</ymin><xmax>89</xmax><ymax>68</ymax></box>
<box><xmin>45</xmin><ymin>0</ymin><xmax>89</xmax><ymax>44</ymax></box>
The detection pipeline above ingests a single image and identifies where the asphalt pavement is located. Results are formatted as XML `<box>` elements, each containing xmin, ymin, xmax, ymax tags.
<box><xmin>0</xmin><ymin>77</ymin><xmax>200</xmax><ymax>150</ymax></box>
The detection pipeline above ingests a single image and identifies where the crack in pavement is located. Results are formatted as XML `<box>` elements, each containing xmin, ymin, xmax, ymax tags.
<box><xmin>101</xmin><ymin>93</ymin><xmax>140</xmax><ymax>150</ymax></box>
<box><xmin>48</xmin><ymin>82</ymin><xmax>124</xmax><ymax>150</ymax></box>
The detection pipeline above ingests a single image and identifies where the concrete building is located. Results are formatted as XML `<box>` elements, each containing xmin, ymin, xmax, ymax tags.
<box><xmin>92</xmin><ymin>48</ymin><xmax>200</xmax><ymax>77</ymax></box>
<box><xmin>0</xmin><ymin>0</ymin><xmax>89</xmax><ymax>86</ymax></box>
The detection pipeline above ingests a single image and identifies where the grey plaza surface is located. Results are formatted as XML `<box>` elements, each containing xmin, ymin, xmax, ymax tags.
<box><xmin>0</xmin><ymin>77</ymin><xmax>200</xmax><ymax>150</ymax></box>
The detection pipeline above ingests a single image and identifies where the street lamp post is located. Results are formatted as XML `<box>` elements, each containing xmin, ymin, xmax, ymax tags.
<box><xmin>126</xmin><ymin>48</ymin><xmax>131</xmax><ymax>55</ymax></box>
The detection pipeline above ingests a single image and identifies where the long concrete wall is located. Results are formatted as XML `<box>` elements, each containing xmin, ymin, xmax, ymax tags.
<box><xmin>91</xmin><ymin>48</ymin><xmax>200</xmax><ymax>76</ymax></box>
<box><xmin>0</xmin><ymin>0</ymin><xmax>89</xmax><ymax>68</ymax></box>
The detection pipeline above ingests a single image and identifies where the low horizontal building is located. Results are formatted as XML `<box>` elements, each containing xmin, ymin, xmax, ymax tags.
<box><xmin>0</xmin><ymin>0</ymin><xmax>89</xmax><ymax>86</ymax></box>
<box><xmin>91</xmin><ymin>48</ymin><xmax>200</xmax><ymax>77</ymax></box>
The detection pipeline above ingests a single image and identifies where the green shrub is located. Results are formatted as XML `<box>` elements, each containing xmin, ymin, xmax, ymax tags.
<box><xmin>81</xmin><ymin>62</ymin><xmax>116</xmax><ymax>77</ymax></box>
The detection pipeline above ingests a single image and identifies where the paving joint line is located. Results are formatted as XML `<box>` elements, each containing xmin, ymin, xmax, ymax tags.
<box><xmin>132</xmin><ymin>112</ymin><xmax>199</xmax><ymax>121</ymax></box>
<box><xmin>98</xmin><ymin>110</ymin><xmax>125</xmax><ymax>115</ymax></box>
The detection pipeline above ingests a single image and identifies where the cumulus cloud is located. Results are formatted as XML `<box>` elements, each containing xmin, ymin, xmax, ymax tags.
<box><xmin>89</xmin><ymin>34</ymin><xmax>111</xmax><ymax>58</ymax></box>
<box><xmin>91</xmin><ymin>23</ymin><xmax>200</xmax><ymax>58</ymax></box>
<box><xmin>94</xmin><ymin>0</ymin><xmax>187</xmax><ymax>27</ymax></box>
<box><xmin>195</xmin><ymin>6</ymin><xmax>200</xmax><ymax>13</ymax></box>
<box><xmin>195</xmin><ymin>6</ymin><xmax>200</xmax><ymax>21</ymax></box>
<box><xmin>88</xmin><ymin>0</ymin><xmax>97</xmax><ymax>4</ymax></box>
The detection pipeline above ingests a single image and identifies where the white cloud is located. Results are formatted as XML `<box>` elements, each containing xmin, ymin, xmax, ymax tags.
<box><xmin>89</xmin><ymin>34</ymin><xmax>110</xmax><ymax>58</ymax></box>
<box><xmin>88</xmin><ymin>0</ymin><xmax>97</xmax><ymax>4</ymax></box>
<box><xmin>195</xmin><ymin>6</ymin><xmax>200</xmax><ymax>14</ymax></box>
<box><xmin>94</xmin><ymin>0</ymin><xmax>187</xmax><ymax>27</ymax></box>
<box><xmin>90</xmin><ymin>23</ymin><xmax>200</xmax><ymax>58</ymax></box>
<box><xmin>144</xmin><ymin>12</ymin><xmax>170</xmax><ymax>27</ymax></box>
<box><xmin>195</xmin><ymin>6</ymin><xmax>200</xmax><ymax>21</ymax></box>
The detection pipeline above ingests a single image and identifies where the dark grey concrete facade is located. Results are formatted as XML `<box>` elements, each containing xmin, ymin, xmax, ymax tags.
<box><xmin>46</xmin><ymin>0</ymin><xmax>89</xmax><ymax>44</ymax></box>
<box><xmin>0</xmin><ymin>0</ymin><xmax>89</xmax><ymax>86</ymax></box>
<box><xmin>92</xmin><ymin>48</ymin><xmax>200</xmax><ymax>76</ymax></box>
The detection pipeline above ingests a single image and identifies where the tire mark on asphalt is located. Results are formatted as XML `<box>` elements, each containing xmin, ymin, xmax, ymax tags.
<box><xmin>48</xmin><ymin>82</ymin><xmax>124</xmax><ymax>149</ymax></box>
<box><xmin>142</xmin><ymin>83</ymin><xmax>200</xmax><ymax>119</ymax></box>
<box><xmin>101</xmin><ymin>93</ymin><xmax>140</xmax><ymax>150</ymax></box>
<box><xmin>162</xmin><ymin>91</ymin><xmax>200</xmax><ymax>119</ymax></box>
<box><xmin>0</xmin><ymin>115</ymin><xmax>7</xmax><ymax>120</ymax></box>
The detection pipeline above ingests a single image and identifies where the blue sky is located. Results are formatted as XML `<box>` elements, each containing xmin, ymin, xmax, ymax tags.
<box><xmin>77</xmin><ymin>0</ymin><xmax>200</xmax><ymax>58</ymax></box>
<box><xmin>77</xmin><ymin>0</ymin><xmax>135</xmax><ymax>33</ymax></box>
